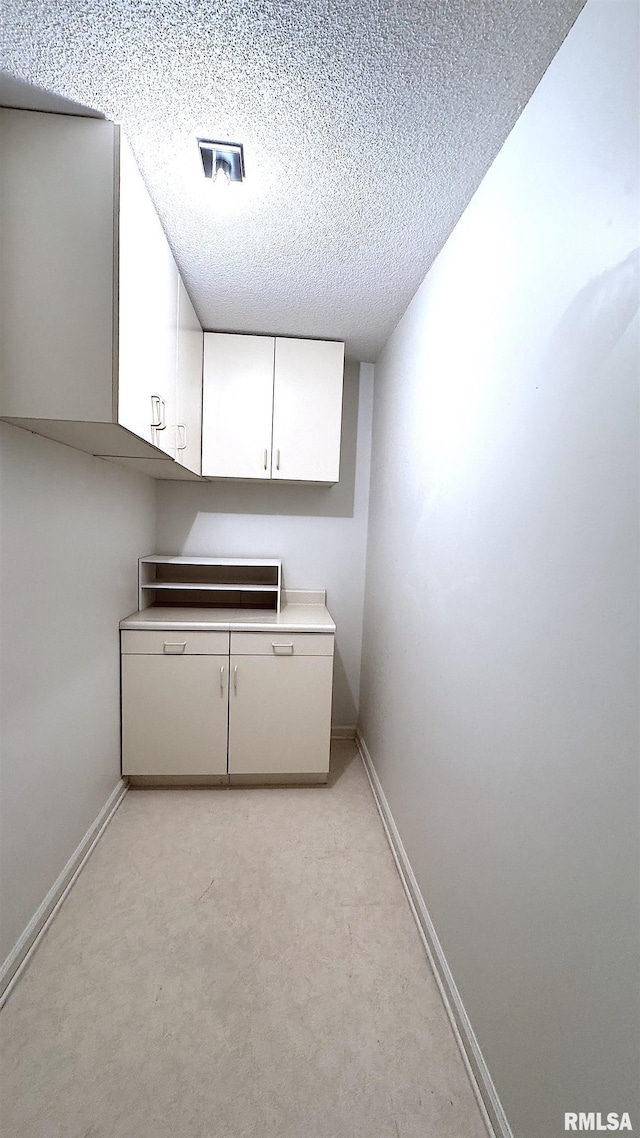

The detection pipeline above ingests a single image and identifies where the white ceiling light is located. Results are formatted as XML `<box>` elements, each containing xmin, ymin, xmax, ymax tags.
<box><xmin>198</xmin><ymin>139</ymin><xmax>245</xmax><ymax>188</ymax></box>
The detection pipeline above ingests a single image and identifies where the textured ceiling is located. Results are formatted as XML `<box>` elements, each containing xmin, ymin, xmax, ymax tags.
<box><xmin>1</xmin><ymin>0</ymin><xmax>584</xmax><ymax>361</ymax></box>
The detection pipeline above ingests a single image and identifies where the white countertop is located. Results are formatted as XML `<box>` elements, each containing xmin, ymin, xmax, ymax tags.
<box><xmin>119</xmin><ymin>603</ymin><xmax>336</xmax><ymax>634</ymax></box>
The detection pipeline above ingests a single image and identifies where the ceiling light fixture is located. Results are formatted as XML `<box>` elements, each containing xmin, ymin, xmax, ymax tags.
<box><xmin>198</xmin><ymin>139</ymin><xmax>245</xmax><ymax>187</ymax></box>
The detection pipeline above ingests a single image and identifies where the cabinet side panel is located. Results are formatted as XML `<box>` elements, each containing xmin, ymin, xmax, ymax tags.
<box><xmin>0</xmin><ymin>109</ymin><xmax>116</xmax><ymax>422</ymax></box>
<box><xmin>272</xmin><ymin>339</ymin><xmax>344</xmax><ymax>483</ymax></box>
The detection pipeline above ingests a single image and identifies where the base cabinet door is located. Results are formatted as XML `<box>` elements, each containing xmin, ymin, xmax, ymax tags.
<box><xmin>122</xmin><ymin>654</ymin><xmax>228</xmax><ymax>776</ymax></box>
<box><xmin>228</xmin><ymin>654</ymin><xmax>333</xmax><ymax>776</ymax></box>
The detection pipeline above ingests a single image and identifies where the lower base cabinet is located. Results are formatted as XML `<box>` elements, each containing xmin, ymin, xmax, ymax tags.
<box><xmin>121</xmin><ymin>629</ymin><xmax>334</xmax><ymax>781</ymax></box>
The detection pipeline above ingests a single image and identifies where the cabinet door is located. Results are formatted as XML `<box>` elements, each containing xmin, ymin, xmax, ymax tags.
<box><xmin>202</xmin><ymin>333</ymin><xmax>275</xmax><ymax>478</ymax></box>
<box><xmin>122</xmin><ymin>655</ymin><xmax>228</xmax><ymax>776</ymax></box>
<box><xmin>228</xmin><ymin>654</ymin><xmax>333</xmax><ymax>775</ymax></box>
<box><xmin>175</xmin><ymin>279</ymin><xmax>203</xmax><ymax>475</ymax></box>
<box><xmin>272</xmin><ymin>338</ymin><xmax>344</xmax><ymax>483</ymax></box>
<box><xmin>117</xmin><ymin>135</ymin><xmax>178</xmax><ymax>454</ymax></box>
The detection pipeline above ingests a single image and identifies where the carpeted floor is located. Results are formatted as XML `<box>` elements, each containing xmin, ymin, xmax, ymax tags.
<box><xmin>0</xmin><ymin>740</ymin><xmax>488</xmax><ymax>1138</ymax></box>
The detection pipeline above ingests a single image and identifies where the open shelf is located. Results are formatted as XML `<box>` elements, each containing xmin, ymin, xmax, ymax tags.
<box><xmin>138</xmin><ymin>556</ymin><xmax>282</xmax><ymax>612</ymax></box>
<box><xmin>141</xmin><ymin>582</ymin><xmax>279</xmax><ymax>592</ymax></box>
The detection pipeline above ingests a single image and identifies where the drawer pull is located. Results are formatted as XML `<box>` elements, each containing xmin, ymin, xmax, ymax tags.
<box><xmin>163</xmin><ymin>641</ymin><xmax>186</xmax><ymax>654</ymax></box>
<box><xmin>220</xmin><ymin>665</ymin><xmax>225</xmax><ymax>695</ymax></box>
<box><xmin>233</xmin><ymin>665</ymin><xmax>238</xmax><ymax>694</ymax></box>
<box><xmin>272</xmin><ymin>642</ymin><xmax>294</xmax><ymax>655</ymax></box>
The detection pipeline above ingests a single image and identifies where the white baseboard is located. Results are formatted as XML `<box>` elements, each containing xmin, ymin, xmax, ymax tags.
<box><xmin>0</xmin><ymin>779</ymin><xmax>128</xmax><ymax>1007</ymax></box>
<box><xmin>355</xmin><ymin>729</ymin><xmax>514</xmax><ymax>1138</ymax></box>
<box><xmin>330</xmin><ymin>725</ymin><xmax>357</xmax><ymax>739</ymax></box>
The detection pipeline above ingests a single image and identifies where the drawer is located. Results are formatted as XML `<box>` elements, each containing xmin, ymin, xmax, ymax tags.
<box><xmin>121</xmin><ymin>630</ymin><xmax>230</xmax><ymax>656</ymax></box>
<box><xmin>230</xmin><ymin>632</ymin><xmax>334</xmax><ymax>657</ymax></box>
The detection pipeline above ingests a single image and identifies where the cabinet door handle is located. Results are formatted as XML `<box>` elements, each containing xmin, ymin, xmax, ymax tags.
<box><xmin>220</xmin><ymin>665</ymin><xmax>225</xmax><ymax>695</ymax></box>
<box><xmin>163</xmin><ymin>641</ymin><xmax>186</xmax><ymax>654</ymax></box>
<box><xmin>272</xmin><ymin>642</ymin><xmax>294</xmax><ymax>655</ymax></box>
<box><xmin>263</xmin><ymin>448</ymin><xmax>268</xmax><ymax>470</ymax></box>
<box><xmin>276</xmin><ymin>448</ymin><xmax>281</xmax><ymax>471</ymax></box>
<box><xmin>151</xmin><ymin>395</ymin><xmax>167</xmax><ymax>432</ymax></box>
<box><xmin>233</xmin><ymin>665</ymin><xmax>238</xmax><ymax>694</ymax></box>
<box><xmin>177</xmin><ymin>424</ymin><xmax>187</xmax><ymax>451</ymax></box>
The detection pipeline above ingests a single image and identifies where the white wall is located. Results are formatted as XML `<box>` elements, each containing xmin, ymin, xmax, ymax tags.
<box><xmin>0</xmin><ymin>424</ymin><xmax>155</xmax><ymax>965</ymax></box>
<box><xmin>359</xmin><ymin>3</ymin><xmax>639</xmax><ymax>1136</ymax></box>
<box><xmin>156</xmin><ymin>361</ymin><xmax>373</xmax><ymax>729</ymax></box>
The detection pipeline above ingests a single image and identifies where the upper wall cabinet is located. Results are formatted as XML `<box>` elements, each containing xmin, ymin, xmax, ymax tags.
<box><xmin>202</xmin><ymin>333</ymin><xmax>344</xmax><ymax>484</ymax></box>
<box><xmin>175</xmin><ymin>279</ymin><xmax>204</xmax><ymax>476</ymax></box>
<box><xmin>0</xmin><ymin>108</ymin><xmax>202</xmax><ymax>479</ymax></box>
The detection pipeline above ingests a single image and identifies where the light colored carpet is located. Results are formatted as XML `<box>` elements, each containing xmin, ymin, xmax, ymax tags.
<box><xmin>0</xmin><ymin>741</ymin><xmax>488</xmax><ymax>1138</ymax></box>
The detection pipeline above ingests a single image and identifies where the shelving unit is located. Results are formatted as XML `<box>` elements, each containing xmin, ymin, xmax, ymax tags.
<box><xmin>138</xmin><ymin>556</ymin><xmax>282</xmax><ymax>612</ymax></box>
